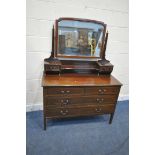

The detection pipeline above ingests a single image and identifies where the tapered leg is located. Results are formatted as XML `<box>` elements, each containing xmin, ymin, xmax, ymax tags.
<box><xmin>44</xmin><ymin>117</ymin><xmax>46</xmax><ymax>130</ymax></box>
<box><xmin>109</xmin><ymin>113</ymin><xmax>114</xmax><ymax>124</ymax></box>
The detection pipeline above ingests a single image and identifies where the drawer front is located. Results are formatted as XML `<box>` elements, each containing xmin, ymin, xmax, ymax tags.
<box><xmin>45</xmin><ymin>65</ymin><xmax>60</xmax><ymax>71</ymax></box>
<box><xmin>45</xmin><ymin>96</ymin><xmax>83</xmax><ymax>107</ymax></box>
<box><xmin>45</xmin><ymin>87</ymin><xmax>84</xmax><ymax>96</ymax></box>
<box><xmin>83</xmin><ymin>95</ymin><xmax>117</xmax><ymax>105</ymax></box>
<box><xmin>45</xmin><ymin>105</ymin><xmax>115</xmax><ymax>118</ymax></box>
<box><xmin>85</xmin><ymin>86</ymin><xmax>120</xmax><ymax>95</ymax></box>
<box><xmin>45</xmin><ymin>95</ymin><xmax>117</xmax><ymax>107</ymax></box>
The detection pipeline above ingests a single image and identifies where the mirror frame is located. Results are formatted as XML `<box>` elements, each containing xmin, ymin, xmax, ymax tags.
<box><xmin>54</xmin><ymin>17</ymin><xmax>107</xmax><ymax>60</ymax></box>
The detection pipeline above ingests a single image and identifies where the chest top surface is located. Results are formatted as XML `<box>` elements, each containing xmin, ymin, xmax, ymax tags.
<box><xmin>42</xmin><ymin>74</ymin><xmax>122</xmax><ymax>87</ymax></box>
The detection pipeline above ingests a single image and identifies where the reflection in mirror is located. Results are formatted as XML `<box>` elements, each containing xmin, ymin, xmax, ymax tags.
<box><xmin>57</xmin><ymin>20</ymin><xmax>105</xmax><ymax>57</ymax></box>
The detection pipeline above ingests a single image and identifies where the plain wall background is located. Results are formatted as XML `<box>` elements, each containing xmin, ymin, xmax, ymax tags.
<box><xmin>26</xmin><ymin>0</ymin><xmax>128</xmax><ymax>111</ymax></box>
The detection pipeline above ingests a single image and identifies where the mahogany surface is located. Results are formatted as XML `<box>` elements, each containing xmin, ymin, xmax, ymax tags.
<box><xmin>42</xmin><ymin>74</ymin><xmax>122</xmax><ymax>87</ymax></box>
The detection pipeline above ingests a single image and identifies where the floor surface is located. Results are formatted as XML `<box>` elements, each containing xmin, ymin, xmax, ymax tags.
<box><xmin>26</xmin><ymin>100</ymin><xmax>129</xmax><ymax>155</ymax></box>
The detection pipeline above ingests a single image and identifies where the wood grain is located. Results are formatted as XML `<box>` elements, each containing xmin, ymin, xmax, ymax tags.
<box><xmin>42</xmin><ymin>74</ymin><xmax>122</xmax><ymax>87</ymax></box>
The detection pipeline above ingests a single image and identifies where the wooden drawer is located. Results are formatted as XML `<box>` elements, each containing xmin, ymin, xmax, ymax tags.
<box><xmin>85</xmin><ymin>86</ymin><xmax>120</xmax><ymax>95</ymax></box>
<box><xmin>45</xmin><ymin>96</ymin><xmax>83</xmax><ymax>107</ymax></box>
<box><xmin>45</xmin><ymin>65</ymin><xmax>60</xmax><ymax>71</ymax></box>
<box><xmin>45</xmin><ymin>105</ymin><xmax>115</xmax><ymax>118</ymax></box>
<box><xmin>83</xmin><ymin>95</ymin><xmax>117</xmax><ymax>105</ymax></box>
<box><xmin>45</xmin><ymin>87</ymin><xmax>84</xmax><ymax>96</ymax></box>
<box><xmin>45</xmin><ymin>95</ymin><xmax>117</xmax><ymax>107</ymax></box>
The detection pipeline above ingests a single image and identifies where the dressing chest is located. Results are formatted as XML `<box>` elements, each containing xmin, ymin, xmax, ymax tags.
<box><xmin>42</xmin><ymin>18</ymin><xmax>122</xmax><ymax>130</ymax></box>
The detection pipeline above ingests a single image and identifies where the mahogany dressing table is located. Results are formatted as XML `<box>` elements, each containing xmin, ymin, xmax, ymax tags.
<box><xmin>42</xmin><ymin>18</ymin><xmax>122</xmax><ymax>130</ymax></box>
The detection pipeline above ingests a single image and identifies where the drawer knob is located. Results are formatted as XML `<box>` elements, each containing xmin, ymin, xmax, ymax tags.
<box><xmin>95</xmin><ymin>108</ymin><xmax>102</xmax><ymax>112</ymax></box>
<box><xmin>96</xmin><ymin>98</ymin><xmax>104</xmax><ymax>103</ymax></box>
<box><xmin>61</xmin><ymin>90</ymin><xmax>70</xmax><ymax>94</ymax></box>
<box><xmin>98</xmin><ymin>89</ymin><xmax>107</xmax><ymax>94</ymax></box>
<box><xmin>60</xmin><ymin>109</ymin><xmax>68</xmax><ymax>115</ymax></box>
<box><xmin>61</xmin><ymin>99</ymin><xmax>69</xmax><ymax>105</ymax></box>
<box><xmin>61</xmin><ymin>90</ymin><xmax>65</xmax><ymax>94</ymax></box>
<box><xmin>98</xmin><ymin>89</ymin><xmax>103</xmax><ymax>94</ymax></box>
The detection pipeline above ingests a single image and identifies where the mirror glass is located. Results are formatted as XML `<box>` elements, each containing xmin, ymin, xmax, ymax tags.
<box><xmin>57</xmin><ymin>20</ymin><xmax>105</xmax><ymax>58</ymax></box>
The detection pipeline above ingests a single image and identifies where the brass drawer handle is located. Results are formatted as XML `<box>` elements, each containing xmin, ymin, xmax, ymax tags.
<box><xmin>98</xmin><ymin>89</ymin><xmax>102</xmax><ymax>92</ymax></box>
<box><xmin>98</xmin><ymin>89</ymin><xmax>107</xmax><ymax>94</ymax></box>
<box><xmin>60</xmin><ymin>109</ymin><xmax>68</xmax><ymax>115</ymax></box>
<box><xmin>61</xmin><ymin>99</ymin><xmax>69</xmax><ymax>105</ymax></box>
<box><xmin>98</xmin><ymin>89</ymin><xmax>103</xmax><ymax>94</ymax></box>
<box><xmin>96</xmin><ymin>98</ymin><xmax>104</xmax><ymax>103</ymax></box>
<box><xmin>61</xmin><ymin>90</ymin><xmax>70</xmax><ymax>94</ymax></box>
<box><xmin>95</xmin><ymin>108</ymin><xmax>102</xmax><ymax>112</ymax></box>
<box><xmin>61</xmin><ymin>90</ymin><xmax>65</xmax><ymax>94</ymax></box>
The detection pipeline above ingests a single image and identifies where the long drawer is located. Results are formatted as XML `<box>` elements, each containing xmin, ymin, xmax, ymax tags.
<box><xmin>45</xmin><ymin>105</ymin><xmax>115</xmax><ymax>118</ymax></box>
<box><xmin>45</xmin><ymin>95</ymin><xmax>117</xmax><ymax>107</ymax></box>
